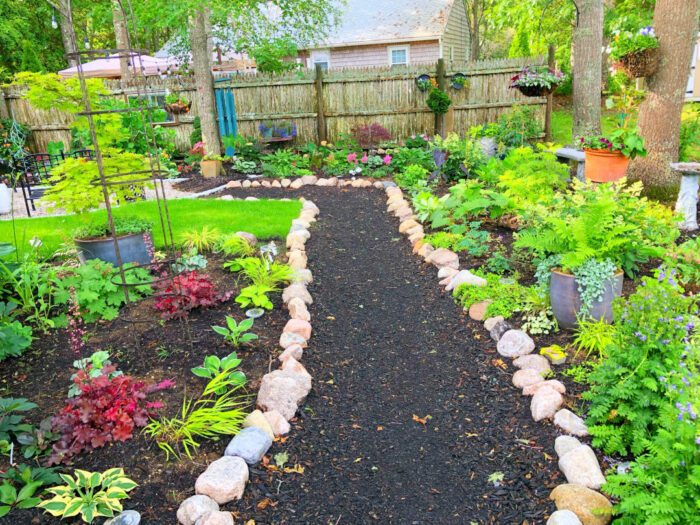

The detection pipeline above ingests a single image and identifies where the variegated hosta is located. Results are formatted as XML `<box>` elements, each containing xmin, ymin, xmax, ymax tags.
<box><xmin>38</xmin><ymin>468</ymin><xmax>137</xmax><ymax>523</ymax></box>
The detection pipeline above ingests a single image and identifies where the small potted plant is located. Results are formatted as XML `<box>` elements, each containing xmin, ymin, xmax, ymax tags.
<box><xmin>201</xmin><ymin>154</ymin><xmax>224</xmax><ymax>178</ymax></box>
<box><xmin>164</xmin><ymin>92</ymin><xmax>191</xmax><ymax>115</ymax></box>
<box><xmin>276</xmin><ymin>119</ymin><xmax>297</xmax><ymax>139</ymax></box>
<box><xmin>258</xmin><ymin>120</ymin><xmax>276</xmax><ymax>139</ymax></box>
<box><xmin>509</xmin><ymin>66</ymin><xmax>566</xmax><ymax>97</ymax></box>
<box><xmin>450</xmin><ymin>73</ymin><xmax>469</xmax><ymax>90</ymax></box>
<box><xmin>609</xmin><ymin>26</ymin><xmax>659</xmax><ymax>78</ymax></box>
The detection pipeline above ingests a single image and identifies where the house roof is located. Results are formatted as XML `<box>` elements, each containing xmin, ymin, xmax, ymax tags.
<box><xmin>308</xmin><ymin>0</ymin><xmax>455</xmax><ymax>49</ymax></box>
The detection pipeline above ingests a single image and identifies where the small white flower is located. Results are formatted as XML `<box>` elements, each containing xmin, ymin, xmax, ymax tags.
<box><xmin>29</xmin><ymin>237</ymin><xmax>42</xmax><ymax>248</ymax></box>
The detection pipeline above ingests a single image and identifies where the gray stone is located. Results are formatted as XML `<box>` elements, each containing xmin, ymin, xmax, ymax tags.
<box><xmin>555</xmin><ymin>436</ymin><xmax>583</xmax><ymax>458</ymax></box>
<box><xmin>194</xmin><ymin>511</ymin><xmax>234</xmax><ymax>525</ymax></box>
<box><xmin>489</xmin><ymin>320</ymin><xmax>511</xmax><ymax>342</ymax></box>
<box><xmin>289</xmin><ymin>224</ymin><xmax>311</xmax><ymax>237</ymax></box>
<box><xmin>105</xmin><ymin>510</ymin><xmax>141</xmax><ymax>525</ymax></box>
<box><xmin>547</xmin><ymin>510</ymin><xmax>583</xmax><ymax>525</ymax></box>
<box><xmin>497</xmin><ymin>330</ymin><xmax>535</xmax><ymax>357</ymax></box>
<box><xmin>559</xmin><ymin>445</ymin><xmax>606</xmax><ymax>490</ymax></box>
<box><xmin>195</xmin><ymin>456</ymin><xmax>249</xmax><ymax>504</ymax></box>
<box><xmin>177</xmin><ymin>495</ymin><xmax>220</xmax><ymax>525</ymax></box>
<box><xmin>225</xmin><ymin>426</ymin><xmax>273</xmax><ymax>465</ymax></box>
<box><xmin>554</xmin><ymin>409</ymin><xmax>589</xmax><ymax>437</ymax></box>
<box><xmin>484</xmin><ymin>316</ymin><xmax>504</xmax><ymax>331</ymax></box>
<box><xmin>616</xmin><ymin>461</ymin><xmax>632</xmax><ymax>475</ymax></box>
<box><xmin>381</xmin><ymin>180</ymin><xmax>397</xmax><ymax>189</ymax></box>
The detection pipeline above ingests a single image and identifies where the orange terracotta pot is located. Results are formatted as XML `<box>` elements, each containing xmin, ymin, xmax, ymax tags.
<box><xmin>584</xmin><ymin>148</ymin><xmax>630</xmax><ymax>182</ymax></box>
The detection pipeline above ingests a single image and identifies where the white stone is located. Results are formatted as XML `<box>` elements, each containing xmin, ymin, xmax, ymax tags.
<box><xmin>300</xmin><ymin>175</ymin><xmax>318</xmax><ymax>186</ymax></box>
<box><xmin>555</xmin><ymin>436</ymin><xmax>583</xmax><ymax>458</ymax></box>
<box><xmin>288</xmin><ymin>224</ymin><xmax>310</xmax><ymax>238</ymax></box>
<box><xmin>292</xmin><ymin>218</ymin><xmax>310</xmax><ymax>229</ymax></box>
<box><xmin>530</xmin><ymin>386</ymin><xmax>564</xmax><ymax>421</ymax></box>
<box><xmin>244</xmin><ymin>196</ymin><xmax>258</xmax><ymax>201</ymax></box>
<box><xmin>219</xmin><ymin>195</ymin><xmax>234</xmax><ymax>201</ymax></box>
<box><xmin>316</xmin><ymin>178</ymin><xmax>329</xmax><ymax>186</ymax></box>
<box><xmin>445</xmin><ymin>269</ymin><xmax>487</xmax><ymax>291</ymax></box>
<box><xmin>292</xmin><ymin>269</ymin><xmax>313</xmax><ymax>286</ymax></box>
<box><xmin>287</xmin><ymin>250</ymin><xmax>308</xmax><ymax>271</ymax></box>
<box><xmin>522</xmin><ymin>380</ymin><xmax>566</xmax><ymax>396</ymax></box>
<box><xmin>281</xmin><ymin>179</ymin><xmax>291</xmax><ymax>188</ymax></box>
<box><xmin>195</xmin><ymin>456</ymin><xmax>249</xmax><ymax>504</ymax></box>
<box><xmin>513</xmin><ymin>354</ymin><xmax>552</xmax><ymax>375</ymax></box>
<box><xmin>287</xmin><ymin>297</ymin><xmax>311</xmax><ymax>321</ymax></box>
<box><xmin>282</xmin><ymin>284</ymin><xmax>312</xmax><ymax>305</ymax></box>
<box><xmin>547</xmin><ymin>510</ymin><xmax>583</xmax><ymax>525</ymax></box>
<box><xmin>437</xmin><ymin>267</ymin><xmax>459</xmax><ymax>280</ymax></box>
<box><xmin>290</xmin><ymin>179</ymin><xmax>304</xmax><ymax>189</ymax></box>
<box><xmin>302</xmin><ymin>200</ymin><xmax>320</xmax><ymax>215</ymax></box>
<box><xmin>194</xmin><ymin>511</ymin><xmax>234</xmax><ymax>525</ymax></box>
<box><xmin>242</xmin><ymin>409</ymin><xmax>275</xmax><ymax>439</ymax></box>
<box><xmin>497</xmin><ymin>330</ymin><xmax>535</xmax><ymax>357</ymax></box>
<box><xmin>559</xmin><ymin>445</ymin><xmax>606</xmax><ymax>490</ymax></box>
<box><xmin>177</xmin><ymin>495</ymin><xmax>219</xmax><ymax>525</ymax></box>
<box><xmin>426</xmin><ymin>248</ymin><xmax>459</xmax><ymax>270</ymax></box>
<box><xmin>263</xmin><ymin>409</ymin><xmax>291</xmax><ymax>436</ymax></box>
<box><xmin>554</xmin><ymin>409</ymin><xmax>589</xmax><ymax>437</ymax></box>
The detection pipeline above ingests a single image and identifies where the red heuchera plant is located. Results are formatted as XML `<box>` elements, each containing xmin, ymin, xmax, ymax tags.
<box><xmin>153</xmin><ymin>271</ymin><xmax>232</xmax><ymax>320</ymax></box>
<box><xmin>350</xmin><ymin>123</ymin><xmax>392</xmax><ymax>149</ymax></box>
<box><xmin>47</xmin><ymin>366</ymin><xmax>173</xmax><ymax>465</ymax></box>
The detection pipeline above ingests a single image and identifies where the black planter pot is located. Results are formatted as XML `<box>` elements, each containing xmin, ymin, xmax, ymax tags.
<box><xmin>550</xmin><ymin>269</ymin><xmax>624</xmax><ymax>329</ymax></box>
<box><xmin>74</xmin><ymin>232</ymin><xmax>151</xmax><ymax>267</ymax></box>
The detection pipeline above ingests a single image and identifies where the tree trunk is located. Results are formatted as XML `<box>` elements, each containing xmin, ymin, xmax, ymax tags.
<box><xmin>47</xmin><ymin>0</ymin><xmax>78</xmax><ymax>67</ymax></box>
<box><xmin>629</xmin><ymin>0</ymin><xmax>699</xmax><ymax>195</ymax></box>
<box><xmin>112</xmin><ymin>1</ymin><xmax>132</xmax><ymax>82</ymax></box>
<box><xmin>572</xmin><ymin>0</ymin><xmax>603</xmax><ymax>139</ymax></box>
<box><xmin>470</xmin><ymin>1</ymin><xmax>481</xmax><ymax>62</ymax></box>
<box><xmin>190</xmin><ymin>7</ymin><xmax>220</xmax><ymax>155</ymax></box>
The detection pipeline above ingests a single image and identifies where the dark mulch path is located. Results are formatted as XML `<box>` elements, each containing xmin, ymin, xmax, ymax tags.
<box><xmin>215</xmin><ymin>187</ymin><xmax>563</xmax><ymax>524</ymax></box>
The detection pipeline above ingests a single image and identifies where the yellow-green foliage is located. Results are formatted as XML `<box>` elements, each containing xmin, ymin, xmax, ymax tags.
<box><xmin>40</xmin><ymin>149</ymin><xmax>151</xmax><ymax>214</ymax></box>
<box><xmin>180</xmin><ymin>226</ymin><xmax>222</xmax><ymax>252</ymax></box>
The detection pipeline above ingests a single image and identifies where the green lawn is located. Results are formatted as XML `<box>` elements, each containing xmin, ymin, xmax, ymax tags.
<box><xmin>1</xmin><ymin>198</ymin><xmax>301</xmax><ymax>259</ymax></box>
<box><xmin>551</xmin><ymin>109</ymin><xmax>632</xmax><ymax>146</ymax></box>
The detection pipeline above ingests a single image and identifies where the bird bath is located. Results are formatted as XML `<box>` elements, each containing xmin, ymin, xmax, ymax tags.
<box><xmin>671</xmin><ymin>162</ymin><xmax>699</xmax><ymax>231</ymax></box>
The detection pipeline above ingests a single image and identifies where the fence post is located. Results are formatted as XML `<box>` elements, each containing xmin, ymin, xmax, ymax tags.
<box><xmin>0</xmin><ymin>90</ymin><xmax>9</xmax><ymax>120</ymax></box>
<box><xmin>436</xmin><ymin>58</ymin><xmax>446</xmax><ymax>136</ymax></box>
<box><xmin>544</xmin><ymin>45</ymin><xmax>555</xmax><ymax>142</ymax></box>
<box><xmin>315</xmin><ymin>64</ymin><xmax>327</xmax><ymax>143</ymax></box>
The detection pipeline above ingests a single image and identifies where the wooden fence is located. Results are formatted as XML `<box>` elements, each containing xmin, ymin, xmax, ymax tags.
<box><xmin>0</xmin><ymin>57</ymin><xmax>547</xmax><ymax>153</ymax></box>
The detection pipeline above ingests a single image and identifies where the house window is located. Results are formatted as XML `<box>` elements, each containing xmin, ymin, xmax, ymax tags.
<box><xmin>310</xmin><ymin>49</ymin><xmax>330</xmax><ymax>70</ymax></box>
<box><xmin>388</xmin><ymin>45</ymin><xmax>410</xmax><ymax>66</ymax></box>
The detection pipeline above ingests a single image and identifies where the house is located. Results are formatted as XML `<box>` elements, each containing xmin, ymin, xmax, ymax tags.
<box><xmin>687</xmin><ymin>32</ymin><xmax>699</xmax><ymax>100</ymax></box>
<box><xmin>297</xmin><ymin>0</ymin><xmax>471</xmax><ymax>69</ymax></box>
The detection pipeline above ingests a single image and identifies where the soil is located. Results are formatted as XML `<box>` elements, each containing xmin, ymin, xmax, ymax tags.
<box><xmin>213</xmin><ymin>186</ymin><xmax>566</xmax><ymax>524</ymax></box>
<box><xmin>0</xmin><ymin>255</ymin><xmax>289</xmax><ymax>525</ymax></box>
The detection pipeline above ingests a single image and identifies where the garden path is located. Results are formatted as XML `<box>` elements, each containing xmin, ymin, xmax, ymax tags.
<box><xmin>228</xmin><ymin>186</ymin><xmax>562</xmax><ymax>524</ymax></box>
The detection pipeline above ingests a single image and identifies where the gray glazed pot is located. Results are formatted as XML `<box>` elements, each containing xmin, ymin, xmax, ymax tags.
<box><xmin>550</xmin><ymin>269</ymin><xmax>624</xmax><ymax>329</ymax></box>
<box><xmin>74</xmin><ymin>232</ymin><xmax>151</xmax><ymax>267</ymax></box>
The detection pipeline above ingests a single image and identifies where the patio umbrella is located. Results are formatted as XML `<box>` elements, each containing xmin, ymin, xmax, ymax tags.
<box><xmin>58</xmin><ymin>54</ymin><xmax>179</xmax><ymax>79</ymax></box>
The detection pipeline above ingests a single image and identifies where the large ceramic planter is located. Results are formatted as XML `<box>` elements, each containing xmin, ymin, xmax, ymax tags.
<box><xmin>74</xmin><ymin>232</ymin><xmax>151</xmax><ymax>267</ymax></box>
<box><xmin>550</xmin><ymin>269</ymin><xmax>624</xmax><ymax>329</ymax></box>
<box><xmin>584</xmin><ymin>148</ymin><xmax>630</xmax><ymax>182</ymax></box>
<box><xmin>200</xmin><ymin>159</ymin><xmax>222</xmax><ymax>178</ymax></box>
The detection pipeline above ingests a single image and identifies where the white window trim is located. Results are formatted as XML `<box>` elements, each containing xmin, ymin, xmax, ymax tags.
<box><xmin>388</xmin><ymin>45</ymin><xmax>410</xmax><ymax>66</ymax></box>
<box><xmin>310</xmin><ymin>49</ymin><xmax>331</xmax><ymax>69</ymax></box>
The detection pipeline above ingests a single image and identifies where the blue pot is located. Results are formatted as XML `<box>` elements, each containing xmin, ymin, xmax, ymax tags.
<box><xmin>75</xmin><ymin>232</ymin><xmax>151</xmax><ymax>267</ymax></box>
<box><xmin>550</xmin><ymin>269</ymin><xmax>624</xmax><ymax>329</ymax></box>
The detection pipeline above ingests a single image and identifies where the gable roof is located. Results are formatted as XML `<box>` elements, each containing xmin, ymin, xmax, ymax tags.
<box><xmin>306</xmin><ymin>0</ymin><xmax>456</xmax><ymax>49</ymax></box>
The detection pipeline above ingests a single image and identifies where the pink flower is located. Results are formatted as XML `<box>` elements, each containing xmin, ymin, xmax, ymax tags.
<box><xmin>347</xmin><ymin>152</ymin><xmax>357</xmax><ymax>164</ymax></box>
<box><xmin>146</xmin><ymin>401</ymin><xmax>164</xmax><ymax>409</ymax></box>
<box><xmin>361</xmin><ymin>154</ymin><xmax>368</xmax><ymax>163</ymax></box>
<box><xmin>383</xmin><ymin>155</ymin><xmax>392</xmax><ymax>165</ymax></box>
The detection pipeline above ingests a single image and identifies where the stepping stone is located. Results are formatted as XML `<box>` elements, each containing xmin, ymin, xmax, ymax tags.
<box><xmin>549</xmin><ymin>484</ymin><xmax>612</xmax><ymax>525</ymax></box>
<box><xmin>177</xmin><ymin>495</ymin><xmax>219</xmax><ymax>525</ymax></box>
<box><xmin>195</xmin><ymin>457</ymin><xmax>249</xmax><ymax>504</ymax></box>
<box><xmin>497</xmin><ymin>330</ymin><xmax>535</xmax><ymax>357</ymax></box>
<box><xmin>225</xmin><ymin>426</ymin><xmax>272</xmax><ymax>465</ymax></box>
<box><xmin>554</xmin><ymin>409</ymin><xmax>589</xmax><ymax>437</ymax></box>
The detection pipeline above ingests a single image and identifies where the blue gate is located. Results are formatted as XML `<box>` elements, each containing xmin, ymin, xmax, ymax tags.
<box><xmin>215</xmin><ymin>87</ymin><xmax>237</xmax><ymax>154</ymax></box>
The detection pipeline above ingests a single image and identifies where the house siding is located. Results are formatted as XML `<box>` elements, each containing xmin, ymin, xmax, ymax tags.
<box><xmin>300</xmin><ymin>40</ymin><xmax>441</xmax><ymax>69</ymax></box>
<box><xmin>442</xmin><ymin>0</ymin><xmax>470</xmax><ymax>63</ymax></box>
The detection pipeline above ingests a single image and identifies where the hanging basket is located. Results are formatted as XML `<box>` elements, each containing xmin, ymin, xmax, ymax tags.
<box><xmin>164</xmin><ymin>102</ymin><xmax>191</xmax><ymax>115</ymax></box>
<box><xmin>614</xmin><ymin>48</ymin><xmax>659</xmax><ymax>78</ymax></box>
<box><xmin>516</xmin><ymin>84</ymin><xmax>554</xmax><ymax>98</ymax></box>
<box><xmin>450</xmin><ymin>73</ymin><xmax>468</xmax><ymax>90</ymax></box>
<box><xmin>416</xmin><ymin>74</ymin><xmax>432</xmax><ymax>92</ymax></box>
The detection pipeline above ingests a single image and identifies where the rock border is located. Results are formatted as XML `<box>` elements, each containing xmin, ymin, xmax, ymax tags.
<box><xmin>177</xmin><ymin>198</ymin><xmax>319</xmax><ymax>525</ymax></box>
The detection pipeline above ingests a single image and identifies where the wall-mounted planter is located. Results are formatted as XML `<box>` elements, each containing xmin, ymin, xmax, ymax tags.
<box><xmin>450</xmin><ymin>73</ymin><xmax>468</xmax><ymax>90</ymax></box>
<box><xmin>416</xmin><ymin>74</ymin><xmax>432</xmax><ymax>92</ymax></box>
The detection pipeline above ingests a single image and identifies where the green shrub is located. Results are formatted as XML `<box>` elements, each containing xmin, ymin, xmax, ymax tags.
<box><xmin>395</xmin><ymin>164</ymin><xmax>429</xmax><ymax>190</ymax></box>
<box><xmin>73</xmin><ymin>216</ymin><xmax>153</xmax><ymax>240</ymax></box>
<box><xmin>426</xmin><ymin>87</ymin><xmax>451</xmax><ymax>115</ymax></box>
<box><xmin>453</xmin><ymin>270</ymin><xmax>527</xmax><ymax>319</ymax></box>
<box><xmin>0</xmin><ymin>302</ymin><xmax>32</xmax><ymax>361</ymax></box>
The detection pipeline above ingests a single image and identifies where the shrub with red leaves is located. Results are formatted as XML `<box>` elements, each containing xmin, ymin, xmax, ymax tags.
<box><xmin>350</xmin><ymin>123</ymin><xmax>392</xmax><ymax>149</ymax></box>
<box><xmin>47</xmin><ymin>365</ymin><xmax>173</xmax><ymax>465</ymax></box>
<box><xmin>154</xmin><ymin>271</ymin><xmax>232</xmax><ymax>320</ymax></box>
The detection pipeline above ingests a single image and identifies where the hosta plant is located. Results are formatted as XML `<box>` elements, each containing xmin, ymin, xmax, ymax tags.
<box><xmin>39</xmin><ymin>468</ymin><xmax>137</xmax><ymax>523</ymax></box>
<box><xmin>191</xmin><ymin>351</ymin><xmax>246</xmax><ymax>394</ymax></box>
<box><xmin>0</xmin><ymin>465</ymin><xmax>60</xmax><ymax>517</ymax></box>
<box><xmin>235</xmin><ymin>284</ymin><xmax>275</xmax><ymax>310</ymax></box>
<box><xmin>211</xmin><ymin>316</ymin><xmax>258</xmax><ymax>347</ymax></box>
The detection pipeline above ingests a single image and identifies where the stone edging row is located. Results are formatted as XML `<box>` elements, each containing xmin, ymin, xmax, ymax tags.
<box><xmin>382</xmin><ymin>184</ymin><xmax>613</xmax><ymax>525</ymax></box>
<box><xmin>175</xmin><ymin>198</ymin><xmax>319</xmax><ymax>525</ymax></box>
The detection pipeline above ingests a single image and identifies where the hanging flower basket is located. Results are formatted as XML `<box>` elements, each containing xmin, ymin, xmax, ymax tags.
<box><xmin>450</xmin><ymin>73</ymin><xmax>469</xmax><ymax>90</ymax></box>
<box><xmin>614</xmin><ymin>47</ymin><xmax>659</xmax><ymax>78</ymax></box>
<box><xmin>164</xmin><ymin>102</ymin><xmax>191</xmax><ymax>115</ymax></box>
<box><xmin>416</xmin><ymin>74</ymin><xmax>433</xmax><ymax>92</ymax></box>
<box><xmin>516</xmin><ymin>84</ymin><xmax>555</xmax><ymax>98</ymax></box>
<box><xmin>509</xmin><ymin>66</ymin><xmax>566</xmax><ymax>98</ymax></box>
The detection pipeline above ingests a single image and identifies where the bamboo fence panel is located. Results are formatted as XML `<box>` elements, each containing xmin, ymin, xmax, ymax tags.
<box><xmin>2</xmin><ymin>56</ymin><xmax>547</xmax><ymax>153</ymax></box>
